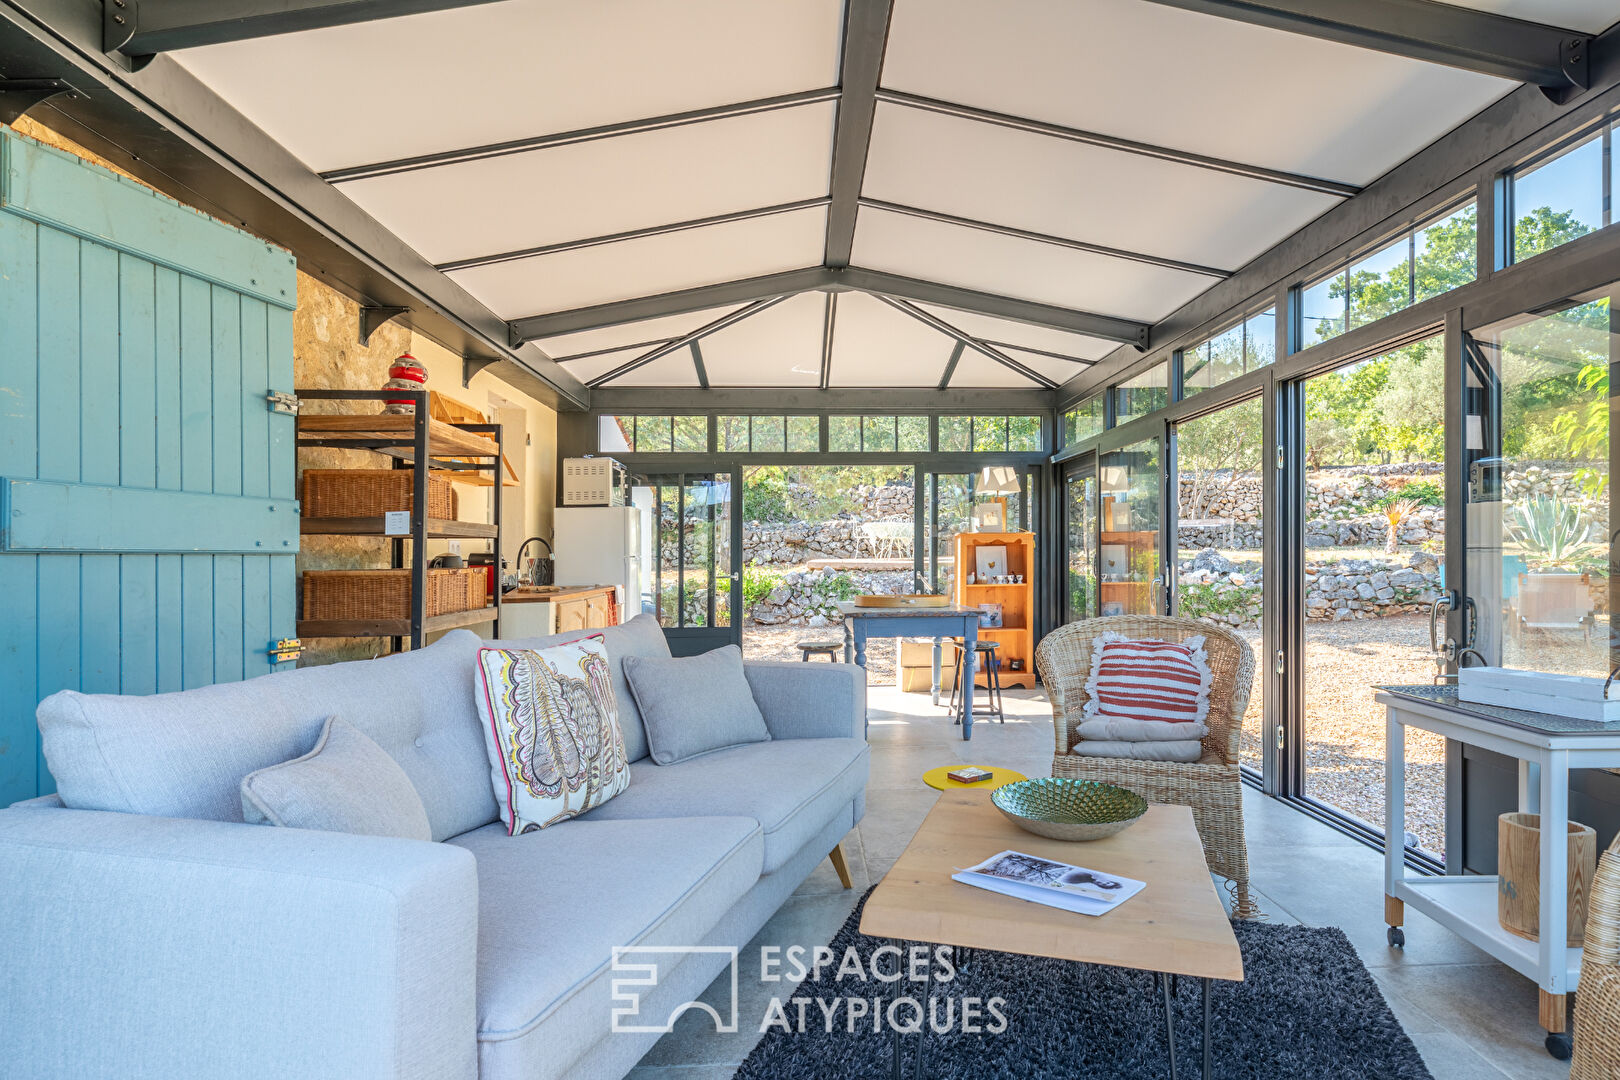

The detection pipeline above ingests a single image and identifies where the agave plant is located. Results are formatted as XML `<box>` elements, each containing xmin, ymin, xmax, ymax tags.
<box><xmin>1508</xmin><ymin>495</ymin><xmax>1591</xmax><ymax>567</ymax></box>
<box><xmin>1382</xmin><ymin>498</ymin><xmax>1419</xmax><ymax>554</ymax></box>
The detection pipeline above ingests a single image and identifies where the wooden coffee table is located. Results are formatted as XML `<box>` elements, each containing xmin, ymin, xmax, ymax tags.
<box><xmin>860</xmin><ymin>788</ymin><xmax>1242</xmax><ymax>1079</ymax></box>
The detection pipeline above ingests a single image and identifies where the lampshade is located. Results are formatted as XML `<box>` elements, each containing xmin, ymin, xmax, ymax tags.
<box><xmin>977</xmin><ymin>466</ymin><xmax>1022</xmax><ymax>496</ymax></box>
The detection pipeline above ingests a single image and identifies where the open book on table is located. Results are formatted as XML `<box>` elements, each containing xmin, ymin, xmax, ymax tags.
<box><xmin>952</xmin><ymin>850</ymin><xmax>1145</xmax><ymax>916</ymax></box>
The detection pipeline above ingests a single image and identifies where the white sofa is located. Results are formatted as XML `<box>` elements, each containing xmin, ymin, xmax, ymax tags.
<box><xmin>0</xmin><ymin>615</ymin><xmax>869</xmax><ymax>1080</ymax></box>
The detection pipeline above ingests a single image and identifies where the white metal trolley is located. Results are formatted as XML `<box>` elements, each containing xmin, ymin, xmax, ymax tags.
<box><xmin>1378</xmin><ymin>685</ymin><xmax>1620</xmax><ymax>1060</ymax></box>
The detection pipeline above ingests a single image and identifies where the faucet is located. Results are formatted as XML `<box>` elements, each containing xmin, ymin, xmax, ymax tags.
<box><xmin>516</xmin><ymin>536</ymin><xmax>552</xmax><ymax>585</ymax></box>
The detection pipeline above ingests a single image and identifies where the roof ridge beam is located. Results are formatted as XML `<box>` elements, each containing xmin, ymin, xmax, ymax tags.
<box><xmin>438</xmin><ymin>198</ymin><xmax>831</xmax><ymax>272</ymax></box>
<box><xmin>322</xmin><ymin>88</ymin><xmax>842</xmax><ymax>183</ymax></box>
<box><xmin>585</xmin><ymin>296</ymin><xmax>790</xmax><ymax>386</ymax></box>
<box><xmin>860</xmin><ymin>198</ymin><xmax>1231</xmax><ymax>278</ymax></box>
<box><xmin>824</xmin><ymin>0</ymin><xmax>894</xmax><ymax>267</ymax></box>
<box><xmin>510</xmin><ymin>267</ymin><xmax>833</xmax><ymax>343</ymax></box>
<box><xmin>877</xmin><ymin>296</ymin><xmax>1058</xmax><ymax>389</ymax></box>
<box><xmin>876</xmin><ymin>89</ymin><xmax>1360</xmax><ymax>197</ymax></box>
<box><xmin>1137</xmin><ymin>0</ymin><xmax>1590</xmax><ymax>100</ymax></box>
<box><xmin>107</xmin><ymin>0</ymin><xmax>507</xmax><ymax>62</ymax></box>
<box><xmin>833</xmin><ymin>267</ymin><xmax>1151</xmax><ymax>348</ymax></box>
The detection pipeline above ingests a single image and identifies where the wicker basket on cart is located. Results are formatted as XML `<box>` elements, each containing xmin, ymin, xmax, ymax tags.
<box><xmin>302</xmin><ymin>568</ymin><xmax>485</xmax><ymax>621</ymax></box>
<box><xmin>302</xmin><ymin>469</ymin><xmax>456</xmax><ymax>520</ymax></box>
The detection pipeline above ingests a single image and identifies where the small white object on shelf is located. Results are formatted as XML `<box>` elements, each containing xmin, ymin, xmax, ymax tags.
<box><xmin>1458</xmin><ymin>666</ymin><xmax>1620</xmax><ymax>723</ymax></box>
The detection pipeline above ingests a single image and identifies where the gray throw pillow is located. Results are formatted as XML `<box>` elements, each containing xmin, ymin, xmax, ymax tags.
<box><xmin>240</xmin><ymin>716</ymin><xmax>432</xmax><ymax>841</ymax></box>
<box><xmin>622</xmin><ymin>645</ymin><xmax>771</xmax><ymax>765</ymax></box>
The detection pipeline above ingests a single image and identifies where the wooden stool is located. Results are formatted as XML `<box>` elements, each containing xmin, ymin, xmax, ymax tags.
<box><xmin>798</xmin><ymin>641</ymin><xmax>842</xmax><ymax>662</ymax></box>
<box><xmin>949</xmin><ymin>640</ymin><xmax>1005</xmax><ymax>724</ymax></box>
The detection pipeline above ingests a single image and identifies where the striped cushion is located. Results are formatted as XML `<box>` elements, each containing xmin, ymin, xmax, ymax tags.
<box><xmin>1080</xmin><ymin>634</ymin><xmax>1212</xmax><ymax>741</ymax></box>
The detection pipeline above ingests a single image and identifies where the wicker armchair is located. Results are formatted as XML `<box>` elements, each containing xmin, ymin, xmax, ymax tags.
<box><xmin>1573</xmin><ymin>831</ymin><xmax>1620</xmax><ymax>1077</ymax></box>
<box><xmin>1035</xmin><ymin>615</ymin><xmax>1260</xmax><ymax>919</ymax></box>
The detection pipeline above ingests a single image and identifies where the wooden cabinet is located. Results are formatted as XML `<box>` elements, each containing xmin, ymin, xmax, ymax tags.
<box><xmin>503</xmin><ymin>585</ymin><xmax>618</xmax><ymax>637</ymax></box>
<box><xmin>952</xmin><ymin>531</ymin><xmax>1036</xmax><ymax>689</ymax></box>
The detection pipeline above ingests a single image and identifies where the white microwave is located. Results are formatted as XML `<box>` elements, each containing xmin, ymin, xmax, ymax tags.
<box><xmin>561</xmin><ymin>457</ymin><xmax>627</xmax><ymax>506</ymax></box>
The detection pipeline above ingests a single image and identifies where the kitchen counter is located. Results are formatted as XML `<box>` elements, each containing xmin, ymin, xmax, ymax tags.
<box><xmin>490</xmin><ymin>584</ymin><xmax>620</xmax><ymax>639</ymax></box>
<box><xmin>501</xmin><ymin>584</ymin><xmax>616</xmax><ymax>604</ymax></box>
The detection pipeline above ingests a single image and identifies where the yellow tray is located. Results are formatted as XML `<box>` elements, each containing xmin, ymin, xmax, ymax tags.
<box><xmin>852</xmin><ymin>594</ymin><xmax>950</xmax><ymax>607</ymax></box>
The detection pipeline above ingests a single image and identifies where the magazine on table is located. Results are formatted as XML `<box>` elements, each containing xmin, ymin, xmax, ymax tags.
<box><xmin>952</xmin><ymin>850</ymin><xmax>1145</xmax><ymax>916</ymax></box>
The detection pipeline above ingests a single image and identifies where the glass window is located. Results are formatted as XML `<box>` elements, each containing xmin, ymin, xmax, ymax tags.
<box><xmin>937</xmin><ymin>415</ymin><xmax>970</xmax><ymax>452</ymax></box>
<box><xmin>1063</xmin><ymin>396</ymin><xmax>1104</xmax><ymax>446</ymax></box>
<box><xmin>750</xmin><ymin>415</ymin><xmax>785</xmax><ymax>453</ymax></box>
<box><xmin>1298</xmin><ymin>203</ymin><xmax>1477</xmax><ymax>350</ymax></box>
<box><xmin>718</xmin><ymin>415</ymin><xmax>748</xmax><ymax>452</ymax></box>
<box><xmin>972</xmin><ymin>415</ymin><xmax>1007</xmax><ymax>451</ymax></box>
<box><xmin>1512</xmin><ymin>127</ymin><xmax>1606</xmax><ymax>263</ymax></box>
<box><xmin>598</xmin><ymin>415</ymin><xmax>632</xmax><ymax>453</ymax></box>
<box><xmin>786</xmin><ymin>415</ymin><xmax>819</xmax><ymax>453</ymax></box>
<box><xmin>1183</xmin><ymin>309</ymin><xmax>1277</xmax><ymax>398</ymax></box>
<box><xmin>672</xmin><ymin>415</ymin><xmax>707</xmax><ymax>452</ymax></box>
<box><xmin>1113</xmin><ymin>362</ymin><xmax>1169</xmax><ymax>423</ymax></box>
<box><xmin>1008</xmin><ymin>415</ymin><xmax>1042</xmax><ymax>452</ymax></box>
<box><xmin>897</xmin><ymin>415</ymin><xmax>930</xmax><ymax>452</ymax></box>
<box><xmin>633</xmin><ymin>416</ymin><xmax>673</xmax><ymax>453</ymax></box>
<box><xmin>863</xmin><ymin>415</ymin><xmax>897</xmax><ymax>452</ymax></box>
<box><xmin>828</xmin><ymin>415</ymin><xmax>860</xmax><ymax>452</ymax></box>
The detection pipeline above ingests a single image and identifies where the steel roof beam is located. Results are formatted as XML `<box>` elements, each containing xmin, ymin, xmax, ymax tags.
<box><xmin>1138</xmin><ymin>0</ymin><xmax>1591</xmax><ymax>100</ymax></box>
<box><xmin>106</xmin><ymin>0</ymin><xmax>506</xmax><ymax>62</ymax></box>
<box><xmin>877</xmin><ymin>89</ymin><xmax>1359</xmax><ymax>198</ymax></box>
<box><xmin>877</xmin><ymin>296</ymin><xmax>1058</xmax><ymax>389</ymax></box>
<box><xmin>936</xmin><ymin>340</ymin><xmax>965</xmax><ymax>391</ymax></box>
<box><xmin>437</xmin><ymin>198</ymin><xmax>831</xmax><ymax>273</ymax></box>
<box><xmin>321</xmin><ymin>87</ymin><xmax>840</xmax><ymax>183</ymax></box>
<box><xmin>834</xmin><ymin>268</ymin><xmax>1151</xmax><ymax>348</ymax></box>
<box><xmin>587</xmin><ymin>297</ymin><xmax>789</xmax><ymax>386</ymax></box>
<box><xmin>510</xmin><ymin>268</ymin><xmax>833</xmax><ymax>343</ymax></box>
<box><xmin>824</xmin><ymin>0</ymin><xmax>893</xmax><ymax>267</ymax></box>
<box><xmin>860</xmin><ymin>198</ymin><xmax>1232</xmax><ymax>278</ymax></box>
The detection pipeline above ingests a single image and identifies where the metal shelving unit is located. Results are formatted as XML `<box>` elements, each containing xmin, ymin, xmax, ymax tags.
<box><xmin>294</xmin><ymin>387</ymin><xmax>503</xmax><ymax>650</ymax></box>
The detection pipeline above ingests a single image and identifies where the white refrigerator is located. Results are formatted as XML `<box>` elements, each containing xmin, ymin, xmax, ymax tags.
<box><xmin>552</xmin><ymin>506</ymin><xmax>649</xmax><ymax>613</ymax></box>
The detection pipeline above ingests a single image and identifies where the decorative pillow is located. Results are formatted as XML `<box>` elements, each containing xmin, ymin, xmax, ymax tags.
<box><xmin>1080</xmin><ymin>633</ymin><xmax>1213</xmax><ymax>744</ymax></box>
<box><xmin>240</xmin><ymin>716</ymin><xmax>432</xmax><ymax>841</ymax></box>
<box><xmin>621</xmin><ymin>645</ymin><xmax>771</xmax><ymax>765</ymax></box>
<box><xmin>475</xmin><ymin>636</ymin><xmax>631</xmax><ymax>834</ymax></box>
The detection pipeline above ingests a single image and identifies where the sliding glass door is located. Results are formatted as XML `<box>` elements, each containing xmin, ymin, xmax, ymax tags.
<box><xmin>1062</xmin><ymin>460</ymin><xmax>1098</xmax><ymax>623</ymax></box>
<box><xmin>632</xmin><ymin>470</ymin><xmax>742</xmax><ymax>657</ymax></box>
<box><xmin>1098</xmin><ymin>437</ymin><xmax>1164</xmax><ymax>617</ymax></box>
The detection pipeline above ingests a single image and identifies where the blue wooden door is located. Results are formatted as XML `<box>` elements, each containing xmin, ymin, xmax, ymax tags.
<box><xmin>0</xmin><ymin>131</ymin><xmax>299</xmax><ymax>804</ymax></box>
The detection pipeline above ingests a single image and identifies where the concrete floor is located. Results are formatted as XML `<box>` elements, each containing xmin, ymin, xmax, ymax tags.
<box><xmin>629</xmin><ymin>685</ymin><xmax>1571</xmax><ymax>1080</ymax></box>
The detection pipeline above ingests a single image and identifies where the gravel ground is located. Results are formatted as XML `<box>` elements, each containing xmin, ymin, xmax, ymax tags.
<box><xmin>743</xmin><ymin>626</ymin><xmax>899</xmax><ymax>684</ymax></box>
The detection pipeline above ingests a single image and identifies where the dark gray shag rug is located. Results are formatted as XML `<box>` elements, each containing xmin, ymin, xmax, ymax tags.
<box><xmin>735</xmin><ymin>887</ymin><xmax>1431</xmax><ymax>1079</ymax></box>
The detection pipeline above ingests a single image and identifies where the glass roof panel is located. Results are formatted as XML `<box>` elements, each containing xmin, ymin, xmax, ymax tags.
<box><xmin>911</xmin><ymin>305</ymin><xmax>1116</xmax><ymax>361</ymax></box>
<box><xmin>537</xmin><ymin>306</ymin><xmax>742</xmax><ymax>360</ymax></box>
<box><xmin>604</xmin><ymin>350</ymin><xmax>702</xmax><ymax>387</ymax></box>
<box><xmin>696</xmin><ymin>292</ymin><xmax>825</xmax><ymax>386</ymax></box>
<box><xmin>947</xmin><ymin>349</ymin><xmax>1043</xmax><ymax>387</ymax></box>
<box><xmin>827</xmin><ymin>293</ymin><xmax>957</xmax><ymax>387</ymax></box>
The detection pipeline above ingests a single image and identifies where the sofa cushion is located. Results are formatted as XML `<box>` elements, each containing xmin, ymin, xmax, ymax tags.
<box><xmin>240</xmin><ymin>716</ymin><xmax>433</xmax><ymax>841</ymax></box>
<box><xmin>623</xmin><ymin>645</ymin><xmax>770</xmax><ymax>764</ymax></box>
<box><xmin>447</xmin><ymin>814</ymin><xmax>762</xmax><ymax>1078</ymax></box>
<box><xmin>493</xmin><ymin>612</ymin><xmax>670</xmax><ymax>764</ymax></box>
<box><xmin>474</xmin><ymin>638</ymin><xmax>632</xmax><ymax>834</ymax></box>
<box><xmin>37</xmin><ymin>630</ymin><xmax>497</xmax><ymax>840</ymax></box>
<box><xmin>580</xmin><ymin>737</ymin><xmax>869</xmax><ymax>873</ymax></box>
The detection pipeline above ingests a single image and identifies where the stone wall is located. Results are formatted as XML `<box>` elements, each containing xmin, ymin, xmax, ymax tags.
<box><xmin>1175</xmin><ymin>548</ymin><xmax>1443</xmax><ymax>630</ymax></box>
<box><xmin>747</xmin><ymin>568</ymin><xmax>914</xmax><ymax>626</ymax></box>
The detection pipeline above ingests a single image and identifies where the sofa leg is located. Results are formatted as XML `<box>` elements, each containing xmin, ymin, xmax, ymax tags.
<box><xmin>829</xmin><ymin>843</ymin><xmax>854</xmax><ymax>889</ymax></box>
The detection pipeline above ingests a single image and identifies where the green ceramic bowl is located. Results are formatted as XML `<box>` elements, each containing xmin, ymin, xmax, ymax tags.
<box><xmin>991</xmin><ymin>778</ymin><xmax>1148</xmax><ymax>842</ymax></box>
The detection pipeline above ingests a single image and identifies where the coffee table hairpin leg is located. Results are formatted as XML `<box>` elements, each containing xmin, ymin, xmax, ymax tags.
<box><xmin>1157</xmin><ymin>973</ymin><xmax>1215</xmax><ymax>1080</ymax></box>
<box><xmin>887</xmin><ymin>940</ymin><xmax>937</xmax><ymax>1080</ymax></box>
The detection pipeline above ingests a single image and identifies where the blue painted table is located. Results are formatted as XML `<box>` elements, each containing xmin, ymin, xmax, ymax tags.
<box><xmin>835</xmin><ymin>602</ymin><xmax>982</xmax><ymax>740</ymax></box>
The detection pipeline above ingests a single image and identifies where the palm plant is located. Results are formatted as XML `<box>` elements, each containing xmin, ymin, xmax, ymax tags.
<box><xmin>1508</xmin><ymin>495</ymin><xmax>1591</xmax><ymax>567</ymax></box>
<box><xmin>1383</xmin><ymin>498</ymin><xmax>1419</xmax><ymax>554</ymax></box>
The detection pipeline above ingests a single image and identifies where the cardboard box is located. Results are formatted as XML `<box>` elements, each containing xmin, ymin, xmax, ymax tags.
<box><xmin>897</xmin><ymin>640</ymin><xmax>959</xmax><ymax>693</ymax></box>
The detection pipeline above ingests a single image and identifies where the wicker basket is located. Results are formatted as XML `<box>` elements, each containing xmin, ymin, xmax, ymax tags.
<box><xmin>302</xmin><ymin>568</ymin><xmax>485</xmax><ymax>622</ymax></box>
<box><xmin>302</xmin><ymin>469</ymin><xmax>455</xmax><ymax>520</ymax></box>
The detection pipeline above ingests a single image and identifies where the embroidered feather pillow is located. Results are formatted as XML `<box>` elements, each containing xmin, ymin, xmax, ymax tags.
<box><xmin>475</xmin><ymin>636</ymin><xmax>631</xmax><ymax>834</ymax></box>
<box><xmin>1076</xmin><ymin>633</ymin><xmax>1213</xmax><ymax>763</ymax></box>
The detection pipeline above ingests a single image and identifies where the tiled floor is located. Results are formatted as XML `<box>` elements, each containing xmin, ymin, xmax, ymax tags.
<box><xmin>630</xmin><ymin>685</ymin><xmax>1571</xmax><ymax>1080</ymax></box>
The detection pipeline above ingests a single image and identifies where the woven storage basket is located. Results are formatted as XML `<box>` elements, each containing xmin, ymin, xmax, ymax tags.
<box><xmin>428</xmin><ymin>568</ymin><xmax>485</xmax><ymax>616</ymax></box>
<box><xmin>303</xmin><ymin>569</ymin><xmax>479</xmax><ymax>621</ymax></box>
<box><xmin>302</xmin><ymin>469</ymin><xmax>455</xmax><ymax>520</ymax></box>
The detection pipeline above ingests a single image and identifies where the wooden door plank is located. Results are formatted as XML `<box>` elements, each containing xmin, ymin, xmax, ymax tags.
<box><xmin>241</xmin><ymin>555</ymin><xmax>271</xmax><ymax>680</ymax></box>
<box><xmin>267</xmin><ymin>309</ymin><xmax>295</xmax><ymax>502</ymax></box>
<box><xmin>119</xmin><ymin>554</ymin><xmax>158</xmax><ymax>696</ymax></box>
<box><xmin>210</xmin><ymin>287</ymin><xmax>242</xmax><ymax>497</ymax></box>
<box><xmin>34</xmin><ymin>554</ymin><xmax>81</xmax><ymax>797</ymax></box>
<box><xmin>79</xmin><ymin>243</ymin><xmax>120</xmax><ymax>489</ymax></box>
<box><xmin>239</xmin><ymin>296</ymin><xmax>269</xmax><ymax>500</ymax></box>
<box><xmin>118</xmin><ymin>253</ymin><xmax>157</xmax><ymax>490</ymax></box>
<box><xmin>0</xmin><ymin>554</ymin><xmax>39</xmax><ymax>806</ymax></box>
<box><xmin>1</xmin><ymin>480</ymin><xmax>297</xmax><ymax>552</ymax></box>
<box><xmin>213</xmin><ymin>554</ymin><xmax>245</xmax><ymax>684</ymax></box>
<box><xmin>36</xmin><ymin>229</ymin><xmax>80</xmax><ymax>484</ymax></box>
<box><xmin>155</xmin><ymin>554</ymin><xmax>184</xmax><ymax>693</ymax></box>
<box><xmin>154</xmin><ymin>268</ymin><xmax>182</xmax><ymax>491</ymax></box>
<box><xmin>269</xmin><ymin>553</ymin><xmax>296</xmax><ymax>668</ymax></box>
<box><xmin>180</xmin><ymin>553</ymin><xmax>213</xmax><ymax>689</ymax></box>
<box><xmin>79</xmin><ymin>554</ymin><xmax>120</xmax><ymax>694</ymax></box>
<box><xmin>178</xmin><ymin>274</ymin><xmax>212</xmax><ymax>493</ymax></box>
<box><xmin>0</xmin><ymin>213</ymin><xmax>39</xmax><ymax>479</ymax></box>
